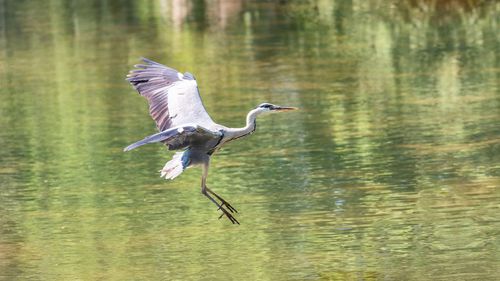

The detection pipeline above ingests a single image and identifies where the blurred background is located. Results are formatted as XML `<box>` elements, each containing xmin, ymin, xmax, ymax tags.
<box><xmin>0</xmin><ymin>0</ymin><xmax>499</xmax><ymax>280</ymax></box>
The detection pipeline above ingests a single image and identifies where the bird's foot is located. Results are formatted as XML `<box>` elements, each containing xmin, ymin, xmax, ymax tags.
<box><xmin>202</xmin><ymin>187</ymin><xmax>240</xmax><ymax>225</ymax></box>
<box><xmin>207</xmin><ymin>187</ymin><xmax>238</xmax><ymax>213</ymax></box>
<box><xmin>218</xmin><ymin>206</ymin><xmax>240</xmax><ymax>225</ymax></box>
<box><xmin>216</xmin><ymin>198</ymin><xmax>238</xmax><ymax>214</ymax></box>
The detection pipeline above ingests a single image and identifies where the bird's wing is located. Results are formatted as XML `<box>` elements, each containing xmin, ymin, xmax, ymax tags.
<box><xmin>126</xmin><ymin>58</ymin><xmax>216</xmax><ymax>131</ymax></box>
<box><xmin>123</xmin><ymin>125</ymin><xmax>222</xmax><ymax>152</ymax></box>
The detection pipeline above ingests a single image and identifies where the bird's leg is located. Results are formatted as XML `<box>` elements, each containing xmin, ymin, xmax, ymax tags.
<box><xmin>205</xmin><ymin>187</ymin><xmax>238</xmax><ymax>213</ymax></box>
<box><xmin>202</xmin><ymin>187</ymin><xmax>239</xmax><ymax>224</ymax></box>
<box><xmin>201</xmin><ymin>162</ymin><xmax>240</xmax><ymax>225</ymax></box>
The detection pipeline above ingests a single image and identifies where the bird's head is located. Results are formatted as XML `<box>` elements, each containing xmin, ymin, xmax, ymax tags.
<box><xmin>255</xmin><ymin>103</ymin><xmax>298</xmax><ymax>114</ymax></box>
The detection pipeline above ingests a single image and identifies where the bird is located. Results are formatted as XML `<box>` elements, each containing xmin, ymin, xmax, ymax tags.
<box><xmin>124</xmin><ymin>58</ymin><xmax>297</xmax><ymax>224</ymax></box>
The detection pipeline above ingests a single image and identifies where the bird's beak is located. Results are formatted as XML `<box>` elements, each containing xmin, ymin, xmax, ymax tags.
<box><xmin>273</xmin><ymin>106</ymin><xmax>299</xmax><ymax>112</ymax></box>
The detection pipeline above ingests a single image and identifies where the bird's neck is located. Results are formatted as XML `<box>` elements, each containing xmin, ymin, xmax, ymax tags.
<box><xmin>225</xmin><ymin>109</ymin><xmax>260</xmax><ymax>140</ymax></box>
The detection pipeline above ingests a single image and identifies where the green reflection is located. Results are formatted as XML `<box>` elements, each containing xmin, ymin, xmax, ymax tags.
<box><xmin>0</xmin><ymin>0</ymin><xmax>499</xmax><ymax>280</ymax></box>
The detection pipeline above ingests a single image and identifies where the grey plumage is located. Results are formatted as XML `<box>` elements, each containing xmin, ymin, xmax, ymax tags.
<box><xmin>124</xmin><ymin>58</ymin><xmax>297</xmax><ymax>224</ymax></box>
<box><xmin>124</xmin><ymin>125</ymin><xmax>222</xmax><ymax>152</ymax></box>
<box><xmin>126</xmin><ymin>58</ymin><xmax>214</xmax><ymax>131</ymax></box>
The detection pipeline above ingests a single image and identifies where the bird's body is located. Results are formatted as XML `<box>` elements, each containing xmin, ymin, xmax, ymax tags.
<box><xmin>124</xmin><ymin>58</ymin><xmax>297</xmax><ymax>224</ymax></box>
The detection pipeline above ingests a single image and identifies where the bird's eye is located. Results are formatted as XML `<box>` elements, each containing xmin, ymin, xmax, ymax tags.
<box><xmin>259</xmin><ymin>103</ymin><xmax>272</xmax><ymax>109</ymax></box>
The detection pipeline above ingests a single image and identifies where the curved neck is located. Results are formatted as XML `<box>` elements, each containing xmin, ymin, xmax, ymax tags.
<box><xmin>225</xmin><ymin>109</ymin><xmax>260</xmax><ymax>140</ymax></box>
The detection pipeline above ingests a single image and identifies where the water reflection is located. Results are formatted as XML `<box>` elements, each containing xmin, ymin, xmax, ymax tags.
<box><xmin>0</xmin><ymin>0</ymin><xmax>499</xmax><ymax>280</ymax></box>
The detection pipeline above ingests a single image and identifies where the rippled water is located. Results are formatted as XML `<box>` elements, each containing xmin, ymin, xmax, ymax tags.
<box><xmin>1</xmin><ymin>1</ymin><xmax>499</xmax><ymax>280</ymax></box>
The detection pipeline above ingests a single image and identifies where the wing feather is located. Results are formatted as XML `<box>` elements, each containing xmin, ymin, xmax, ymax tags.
<box><xmin>126</xmin><ymin>58</ymin><xmax>215</xmax><ymax>132</ymax></box>
<box><xmin>123</xmin><ymin>125</ymin><xmax>222</xmax><ymax>152</ymax></box>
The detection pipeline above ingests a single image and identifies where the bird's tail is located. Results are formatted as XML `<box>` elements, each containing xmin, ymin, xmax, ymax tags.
<box><xmin>160</xmin><ymin>151</ymin><xmax>190</xmax><ymax>180</ymax></box>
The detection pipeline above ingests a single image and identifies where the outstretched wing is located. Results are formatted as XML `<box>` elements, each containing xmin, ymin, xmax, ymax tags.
<box><xmin>126</xmin><ymin>58</ymin><xmax>216</xmax><ymax>131</ymax></box>
<box><xmin>123</xmin><ymin>125</ymin><xmax>222</xmax><ymax>152</ymax></box>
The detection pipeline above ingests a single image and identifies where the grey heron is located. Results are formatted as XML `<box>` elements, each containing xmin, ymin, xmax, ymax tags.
<box><xmin>124</xmin><ymin>58</ymin><xmax>297</xmax><ymax>224</ymax></box>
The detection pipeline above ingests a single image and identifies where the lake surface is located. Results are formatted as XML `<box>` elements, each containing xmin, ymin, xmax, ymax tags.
<box><xmin>0</xmin><ymin>1</ymin><xmax>499</xmax><ymax>280</ymax></box>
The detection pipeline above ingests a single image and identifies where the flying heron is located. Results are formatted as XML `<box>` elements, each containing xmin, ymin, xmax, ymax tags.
<box><xmin>124</xmin><ymin>58</ymin><xmax>297</xmax><ymax>224</ymax></box>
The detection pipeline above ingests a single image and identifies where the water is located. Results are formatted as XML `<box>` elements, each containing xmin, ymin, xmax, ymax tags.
<box><xmin>1</xmin><ymin>1</ymin><xmax>499</xmax><ymax>280</ymax></box>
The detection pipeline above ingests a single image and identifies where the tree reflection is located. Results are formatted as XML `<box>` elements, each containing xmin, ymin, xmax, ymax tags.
<box><xmin>0</xmin><ymin>0</ymin><xmax>499</xmax><ymax>280</ymax></box>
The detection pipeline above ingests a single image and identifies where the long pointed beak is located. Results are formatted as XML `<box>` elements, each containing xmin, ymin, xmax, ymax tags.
<box><xmin>274</xmin><ymin>106</ymin><xmax>299</xmax><ymax>112</ymax></box>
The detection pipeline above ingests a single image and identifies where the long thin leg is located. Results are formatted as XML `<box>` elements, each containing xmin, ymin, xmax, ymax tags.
<box><xmin>206</xmin><ymin>187</ymin><xmax>238</xmax><ymax>213</ymax></box>
<box><xmin>201</xmin><ymin>162</ymin><xmax>240</xmax><ymax>225</ymax></box>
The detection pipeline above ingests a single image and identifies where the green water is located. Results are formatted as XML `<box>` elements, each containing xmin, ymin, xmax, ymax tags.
<box><xmin>1</xmin><ymin>0</ymin><xmax>499</xmax><ymax>280</ymax></box>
